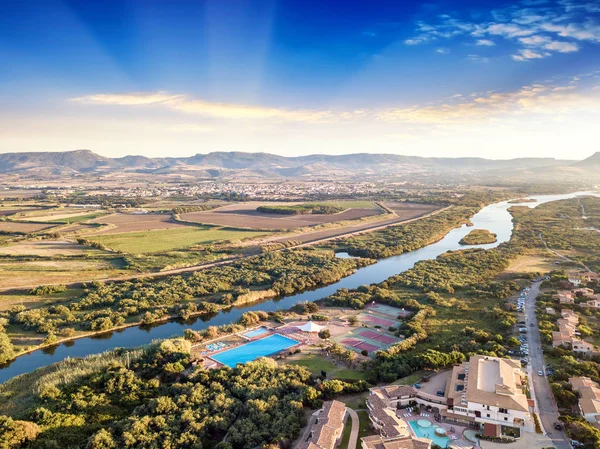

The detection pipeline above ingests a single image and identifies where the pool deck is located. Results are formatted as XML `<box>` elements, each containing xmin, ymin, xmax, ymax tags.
<box><xmin>399</xmin><ymin>409</ymin><xmax>478</xmax><ymax>448</ymax></box>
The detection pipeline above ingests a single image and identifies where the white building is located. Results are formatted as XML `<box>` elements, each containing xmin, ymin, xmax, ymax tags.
<box><xmin>570</xmin><ymin>377</ymin><xmax>600</xmax><ymax>425</ymax></box>
<box><xmin>442</xmin><ymin>355</ymin><xmax>534</xmax><ymax>437</ymax></box>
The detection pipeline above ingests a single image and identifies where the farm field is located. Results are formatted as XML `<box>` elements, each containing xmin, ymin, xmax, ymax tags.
<box><xmin>17</xmin><ymin>208</ymin><xmax>102</xmax><ymax>222</ymax></box>
<box><xmin>0</xmin><ymin>240</ymin><xmax>110</xmax><ymax>256</ymax></box>
<box><xmin>181</xmin><ymin>201</ymin><xmax>383</xmax><ymax>230</ymax></box>
<box><xmin>90</xmin><ymin>213</ymin><xmax>194</xmax><ymax>234</ymax></box>
<box><xmin>0</xmin><ymin>260</ymin><xmax>127</xmax><ymax>291</ymax></box>
<box><xmin>383</xmin><ymin>201</ymin><xmax>440</xmax><ymax>215</ymax></box>
<box><xmin>0</xmin><ymin>207</ymin><xmax>36</xmax><ymax>217</ymax></box>
<box><xmin>0</xmin><ymin>222</ymin><xmax>57</xmax><ymax>233</ymax></box>
<box><xmin>87</xmin><ymin>226</ymin><xmax>268</xmax><ymax>253</ymax></box>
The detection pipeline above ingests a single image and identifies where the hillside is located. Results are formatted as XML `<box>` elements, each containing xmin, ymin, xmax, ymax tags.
<box><xmin>0</xmin><ymin>149</ymin><xmax>580</xmax><ymax>180</ymax></box>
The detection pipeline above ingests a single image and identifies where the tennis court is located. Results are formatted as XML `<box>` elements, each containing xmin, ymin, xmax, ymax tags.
<box><xmin>366</xmin><ymin>303</ymin><xmax>410</xmax><ymax>318</ymax></box>
<box><xmin>338</xmin><ymin>327</ymin><xmax>402</xmax><ymax>355</ymax></box>
<box><xmin>210</xmin><ymin>334</ymin><xmax>299</xmax><ymax>368</ymax></box>
<box><xmin>359</xmin><ymin>314</ymin><xmax>397</xmax><ymax>327</ymax></box>
<box><xmin>359</xmin><ymin>330</ymin><xmax>398</xmax><ymax>345</ymax></box>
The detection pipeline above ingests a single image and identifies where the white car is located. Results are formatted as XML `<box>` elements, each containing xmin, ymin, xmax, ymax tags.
<box><xmin>538</xmin><ymin>370</ymin><xmax>544</xmax><ymax>376</ymax></box>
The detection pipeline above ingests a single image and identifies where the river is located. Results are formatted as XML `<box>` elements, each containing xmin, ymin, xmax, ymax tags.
<box><xmin>1</xmin><ymin>191</ymin><xmax>598</xmax><ymax>383</ymax></box>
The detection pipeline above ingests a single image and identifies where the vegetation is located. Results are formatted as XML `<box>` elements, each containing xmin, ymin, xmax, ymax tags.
<box><xmin>0</xmin><ymin>339</ymin><xmax>368</xmax><ymax>449</ymax></box>
<box><xmin>256</xmin><ymin>204</ymin><xmax>344</xmax><ymax>215</ymax></box>
<box><xmin>0</xmin><ymin>250</ymin><xmax>373</xmax><ymax>357</ymax></box>
<box><xmin>330</xmin><ymin>206</ymin><xmax>475</xmax><ymax>258</ymax></box>
<box><xmin>459</xmin><ymin>229</ymin><xmax>497</xmax><ymax>245</ymax></box>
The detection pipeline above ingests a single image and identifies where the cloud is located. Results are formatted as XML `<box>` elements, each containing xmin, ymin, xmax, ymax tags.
<box><xmin>512</xmin><ymin>49</ymin><xmax>545</xmax><ymax>61</ymax></box>
<box><xmin>376</xmin><ymin>78</ymin><xmax>600</xmax><ymax>124</ymax></box>
<box><xmin>544</xmin><ymin>40</ymin><xmax>579</xmax><ymax>52</ymax></box>
<box><xmin>403</xmin><ymin>0</ymin><xmax>599</xmax><ymax>61</ymax></box>
<box><xmin>71</xmin><ymin>92</ymin><xmax>332</xmax><ymax>122</ymax></box>
<box><xmin>436</xmin><ymin>48</ymin><xmax>450</xmax><ymax>54</ymax></box>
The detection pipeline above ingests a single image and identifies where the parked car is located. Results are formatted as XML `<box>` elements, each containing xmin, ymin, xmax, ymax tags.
<box><xmin>554</xmin><ymin>422</ymin><xmax>562</xmax><ymax>430</ymax></box>
<box><xmin>413</xmin><ymin>383</ymin><xmax>421</xmax><ymax>389</ymax></box>
<box><xmin>436</xmin><ymin>391</ymin><xmax>444</xmax><ymax>397</ymax></box>
<box><xmin>538</xmin><ymin>370</ymin><xmax>544</xmax><ymax>376</ymax></box>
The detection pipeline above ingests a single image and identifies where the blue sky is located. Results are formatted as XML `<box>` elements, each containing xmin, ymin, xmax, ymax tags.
<box><xmin>1</xmin><ymin>0</ymin><xmax>599</xmax><ymax>159</ymax></box>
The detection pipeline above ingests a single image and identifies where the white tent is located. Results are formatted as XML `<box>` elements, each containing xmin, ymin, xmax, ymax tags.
<box><xmin>296</xmin><ymin>321</ymin><xmax>326</xmax><ymax>333</ymax></box>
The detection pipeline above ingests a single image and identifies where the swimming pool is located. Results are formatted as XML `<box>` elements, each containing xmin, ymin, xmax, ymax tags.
<box><xmin>243</xmin><ymin>327</ymin><xmax>270</xmax><ymax>339</ymax></box>
<box><xmin>210</xmin><ymin>334</ymin><xmax>299</xmax><ymax>368</ymax></box>
<box><xmin>408</xmin><ymin>420</ymin><xmax>449</xmax><ymax>448</ymax></box>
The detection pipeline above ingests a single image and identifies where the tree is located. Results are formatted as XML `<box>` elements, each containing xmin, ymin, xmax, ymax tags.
<box><xmin>87</xmin><ymin>429</ymin><xmax>117</xmax><ymax>449</ymax></box>
<box><xmin>348</xmin><ymin>315</ymin><xmax>359</xmax><ymax>326</ymax></box>
<box><xmin>318</xmin><ymin>329</ymin><xmax>330</xmax><ymax>339</ymax></box>
<box><xmin>0</xmin><ymin>416</ymin><xmax>40</xmax><ymax>449</ymax></box>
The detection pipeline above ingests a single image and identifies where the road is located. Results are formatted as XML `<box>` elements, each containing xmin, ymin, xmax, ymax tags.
<box><xmin>523</xmin><ymin>281</ymin><xmax>571</xmax><ymax>449</ymax></box>
<box><xmin>539</xmin><ymin>232</ymin><xmax>592</xmax><ymax>272</ymax></box>
<box><xmin>0</xmin><ymin>205</ymin><xmax>452</xmax><ymax>294</ymax></box>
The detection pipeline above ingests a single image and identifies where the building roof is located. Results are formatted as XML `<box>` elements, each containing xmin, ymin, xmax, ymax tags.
<box><xmin>297</xmin><ymin>321</ymin><xmax>326</xmax><ymax>332</ymax></box>
<box><xmin>367</xmin><ymin>389</ymin><xmax>410</xmax><ymax>438</ymax></box>
<box><xmin>361</xmin><ymin>434</ymin><xmax>431</xmax><ymax>449</ymax></box>
<box><xmin>298</xmin><ymin>400</ymin><xmax>347</xmax><ymax>449</ymax></box>
<box><xmin>569</xmin><ymin>377</ymin><xmax>600</xmax><ymax>417</ymax></box>
<box><xmin>448</xmin><ymin>355</ymin><xmax>529</xmax><ymax>412</ymax></box>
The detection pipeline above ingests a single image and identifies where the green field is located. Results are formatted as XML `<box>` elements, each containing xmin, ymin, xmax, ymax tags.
<box><xmin>286</xmin><ymin>353</ymin><xmax>367</xmax><ymax>380</ymax></box>
<box><xmin>49</xmin><ymin>211</ymin><xmax>106</xmax><ymax>223</ymax></box>
<box><xmin>321</xmin><ymin>200</ymin><xmax>378</xmax><ymax>209</ymax></box>
<box><xmin>88</xmin><ymin>226</ymin><xmax>268</xmax><ymax>253</ymax></box>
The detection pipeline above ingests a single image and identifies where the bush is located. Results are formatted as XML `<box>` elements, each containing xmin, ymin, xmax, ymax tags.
<box><xmin>318</xmin><ymin>329</ymin><xmax>331</xmax><ymax>339</ymax></box>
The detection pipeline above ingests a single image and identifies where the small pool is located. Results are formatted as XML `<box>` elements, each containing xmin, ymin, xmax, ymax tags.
<box><xmin>210</xmin><ymin>334</ymin><xmax>299</xmax><ymax>368</ymax></box>
<box><xmin>243</xmin><ymin>327</ymin><xmax>270</xmax><ymax>339</ymax></box>
<box><xmin>409</xmin><ymin>421</ymin><xmax>449</xmax><ymax>448</ymax></box>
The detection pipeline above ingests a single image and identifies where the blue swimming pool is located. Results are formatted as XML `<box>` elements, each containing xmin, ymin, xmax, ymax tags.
<box><xmin>211</xmin><ymin>334</ymin><xmax>299</xmax><ymax>368</ymax></box>
<box><xmin>408</xmin><ymin>421</ymin><xmax>449</xmax><ymax>448</ymax></box>
<box><xmin>243</xmin><ymin>327</ymin><xmax>270</xmax><ymax>339</ymax></box>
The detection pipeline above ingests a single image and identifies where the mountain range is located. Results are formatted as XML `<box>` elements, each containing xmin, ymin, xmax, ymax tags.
<box><xmin>0</xmin><ymin>149</ymin><xmax>598</xmax><ymax>181</ymax></box>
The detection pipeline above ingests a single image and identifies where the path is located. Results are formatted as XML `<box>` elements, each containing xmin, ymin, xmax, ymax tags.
<box><xmin>346</xmin><ymin>408</ymin><xmax>359</xmax><ymax>449</ymax></box>
<box><xmin>524</xmin><ymin>281</ymin><xmax>571</xmax><ymax>449</ymax></box>
<box><xmin>295</xmin><ymin>412</ymin><xmax>318</xmax><ymax>449</ymax></box>
<box><xmin>0</xmin><ymin>206</ymin><xmax>452</xmax><ymax>294</ymax></box>
<box><xmin>538</xmin><ymin>232</ymin><xmax>592</xmax><ymax>272</ymax></box>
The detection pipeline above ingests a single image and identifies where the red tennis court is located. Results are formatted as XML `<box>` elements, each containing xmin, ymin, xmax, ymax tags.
<box><xmin>354</xmin><ymin>342</ymin><xmax>379</xmax><ymax>352</ymax></box>
<box><xmin>362</xmin><ymin>315</ymin><xmax>396</xmax><ymax>327</ymax></box>
<box><xmin>360</xmin><ymin>330</ymin><xmax>399</xmax><ymax>345</ymax></box>
<box><xmin>341</xmin><ymin>338</ymin><xmax>362</xmax><ymax>347</ymax></box>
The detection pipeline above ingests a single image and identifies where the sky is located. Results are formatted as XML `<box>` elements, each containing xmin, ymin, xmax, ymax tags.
<box><xmin>1</xmin><ymin>0</ymin><xmax>600</xmax><ymax>160</ymax></box>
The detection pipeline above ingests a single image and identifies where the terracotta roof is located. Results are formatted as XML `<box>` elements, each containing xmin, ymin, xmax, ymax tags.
<box><xmin>461</xmin><ymin>355</ymin><xmax>529</xmax><ymax>412</ymax></box>
<box><xmin>367</xmin><ymin>390</ymin><xmax>409</xmax><ymax>438</ymax></box>
<box><xmin>361</xmin><ymin>434</ymin><xmax>431</xmax><ymax>449</ymax></box>
<box><xmin>299</xmin><ymin>400</ymin><xmax>347</xmax><ymax>449</ymax></box>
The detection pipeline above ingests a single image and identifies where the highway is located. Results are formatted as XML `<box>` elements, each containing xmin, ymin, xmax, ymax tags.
<box><xmin>523</xmin><ymin>281</ymin><xmax>571</xmax><ymax>449</ymax></box>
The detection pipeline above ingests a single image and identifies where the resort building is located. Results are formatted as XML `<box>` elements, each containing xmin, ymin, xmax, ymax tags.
<box><xmin>569</xmin><ymin>377</ymin><xmax>600</xmax><ymax>425</ymax></box>
<box><xmin>298</xmin><ymin>400</ymin><xmax>347</xmax><ymax>449</ymax></box>
<box><xmin>552</xmin><ymin>310</ymin><xmax>579</xmax><ymax>348</ymax></box>
<box><xmin>443</xmin><ymin>355</ymin><xmax>534</xmax><ymax>436</ymax></box>
<box><xmin>555</xmin><ymin>291</ymin><xmax>575</xmax><ymax>304</ymax></box>
<box><xmin>573</xmin><ymin>288</ymin><xmax>596</xmax><ymax>298</ymax></box>
<box><xmin>573</xmin><ymin>340</ymin><xmax>595</xmax><ymax>355</ymax></box>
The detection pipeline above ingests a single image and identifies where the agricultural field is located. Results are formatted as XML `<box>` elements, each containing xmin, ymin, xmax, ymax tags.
<box><xmin>0</xmin><ymin>259</ymin><xmax>127</xmax><ymax>292</ymax></box>
<box><xmin>16</xmin><ymin>208</ymin><xmax>102</xmax><ymax>222</ymax></box>
<box><xmin>181</xmin><ymin>201</ymin><xmax>383</xmax><ymax>230</ymax></box>
<box><xmin>0</xmin><ymin>222</ymin><xmax>57</xmax><ymax>233</ymax></box>
<box><xmin>382</xmin><ymin>201</ymin><xmax>440</xmax><ymax>217</ymax></box>
<box><xmin>0</xmin><ymin>240</ymin><xmax>110</xmax><ymax>257</ymax></box>
<box><xmin>90</xmin><ymin>213</ymin><xmax>193</xmax><ymax>234</ymax></box>
<box><xmin>86</xmin><ymin>226</ymin><xmax>268</xmax><ymax>253</ymax></box>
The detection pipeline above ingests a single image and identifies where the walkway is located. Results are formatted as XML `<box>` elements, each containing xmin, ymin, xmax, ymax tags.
<box><xmin>346</xmin><ymin>408</ymin><xmax>359</xmax><ymax>449</ymax></box>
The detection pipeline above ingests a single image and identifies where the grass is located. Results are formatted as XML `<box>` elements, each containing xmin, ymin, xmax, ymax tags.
<box><xmin>357</xmin><ymin>410</ymin><xmax>376</xmax><ymax>440</ymax></box>
<box><xmin>285</xmin><ymin>353</ymin><xmax>367</xmax><ymax>380</ymax></box>
<box><xmin>49</xmin><ymin>211</ymin><xmax>106</xmax><ymax>223</ymax></box>
<box><xmin>339</xmin><ymin>416</ymin><xmax>353</xmax><ymax>449</ymax></box>
<box><xmin>88</xmin><ymin>226</ymin><xmax>268</xmax><ymax>254</ymax></box>
<box><xmin>321</xmin><ymin>200</ymin><xmax>378</xmax><ymax>209</ymax></box>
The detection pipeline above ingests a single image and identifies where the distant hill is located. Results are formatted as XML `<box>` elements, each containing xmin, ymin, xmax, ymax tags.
<box><xmin>0</xmin><ymin>149</ymin><xmax>585</xmax><ymax>180</ymax></box>
<box><xmin>573</xmin><ymin>152</ymin><xmax>600</xmax><ymax>168</ymax></box>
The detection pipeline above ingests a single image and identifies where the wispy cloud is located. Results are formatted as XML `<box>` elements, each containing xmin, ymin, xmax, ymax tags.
<box><xmin>403</xmin><ymin>0</ymin><xmax>600</xmax><ymax>62</ymax></box>
<box><xmin>71</xmin><ymin>92</ymin><xmax>332</xmax><ymax>122</ymax></box>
